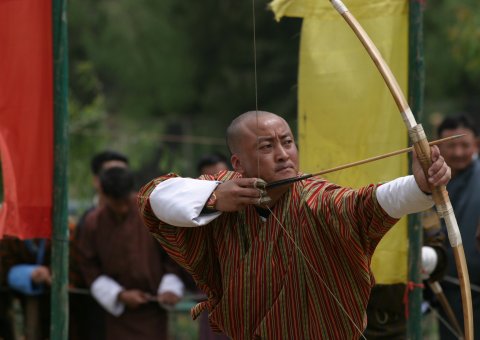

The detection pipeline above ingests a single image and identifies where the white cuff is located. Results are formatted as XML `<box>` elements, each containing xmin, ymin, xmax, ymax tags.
<box><xmin>421</xmin><ymin>246</ymin><xmax>438</xmax><ymax>279</ymax></box>
<box><xmin>158</xmin><ymin>274</ymin><xmax>184</xmax><ymax>298</ymax></box>
<box><xmin>376</xmin><ymin>175</ymin><xmax>433</xmax><ymax>219</ymax></box>
<box><xmin>90</xmin><ymin>275</ymin><xmax>125</xmax><ymax>316</ymax></box>
<box><xmin>150</xmin><ymin>177</ymin><xmax>222</xmax><ymax>227</ymax></box>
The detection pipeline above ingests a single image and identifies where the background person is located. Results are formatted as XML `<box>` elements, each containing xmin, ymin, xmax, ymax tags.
<box><xmin>78</xmin><ymin>166</ymin><xmax>185</xmax><ymax>340</ymax></box>
<box><xmin>436</xmin><ymin>114</ymin><xmax>480</xmax><ymax>340</ymax></box>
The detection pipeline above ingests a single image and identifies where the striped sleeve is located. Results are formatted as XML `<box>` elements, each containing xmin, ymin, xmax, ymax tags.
<box><xmin>137</xmin><ymin>174</ymin><xmax>223</xmax><ymax>316</ymax></box>
<box><xmin>302</xmin><ymin>179</ymin><xmax>398</xmax><ymax>256</ymax></box>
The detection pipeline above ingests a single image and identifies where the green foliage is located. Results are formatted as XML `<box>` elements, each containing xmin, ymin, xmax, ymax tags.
<box><xmin>67</xmin><ymin>0</ymin><xmax>479</xmax><ymax>201</ymax></box>
<box><xmin>68</xmin><ymin>0</ymin><xmax>300</xmax><ymax>201</ymax></box>
<box><xmin>424</xmin><ymin>0</ymin><xmax>480</xmax><ymax>121</ymax></box>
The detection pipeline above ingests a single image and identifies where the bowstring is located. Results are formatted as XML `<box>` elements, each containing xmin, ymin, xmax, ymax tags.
<box><xmin>252</xmin><ymin>0</ymin><xmax>260</xmax><ymax>176</ymax></box>
<box><xmin>250</xmin><ymin>1</ymin><xmax>366</xmax><ymax>338</ymax></box>
<box><xmin>266</xmin><ymin>206</ymin><xmax>367</xmax><ymax>339</ymax></box>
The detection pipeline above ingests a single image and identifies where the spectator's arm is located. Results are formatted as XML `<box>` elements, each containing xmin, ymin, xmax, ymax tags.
<box><xmin>158</xmin><ymin>273</ymin><xmax>184</xmax><ymax>298</ymax></box>
<box><xmin>7</xmin><ymin>264</ymin><xmax>44</xmax><ymax>295</ymax></box>
<box><xmin>90</xmin><ymin>275</ymin><xmax>125</xmax><ymax>316</ymax></box>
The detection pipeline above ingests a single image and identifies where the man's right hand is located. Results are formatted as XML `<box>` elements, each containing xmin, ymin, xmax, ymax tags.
<box><xmin>117</xmin><ymin>289</ymin><xmax>149</xmax><ymax>309</ymax></box>
<box><xmin>214</xmin><ymin>178</ymin><xmax>264</xmax><ymax>212</ymax></box>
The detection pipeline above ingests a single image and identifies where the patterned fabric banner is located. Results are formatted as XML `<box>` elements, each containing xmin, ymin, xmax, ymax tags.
<box><xmin>0</xmin><ymin>0</ymin><xmax>53</xmax><ymax>238</ymax></box>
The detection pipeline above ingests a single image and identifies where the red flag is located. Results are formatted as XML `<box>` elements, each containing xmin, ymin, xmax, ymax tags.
<box><xmin>0</xmin><ymin>0</ymin><xmax>53</xmax><ymax>238</ymax></box>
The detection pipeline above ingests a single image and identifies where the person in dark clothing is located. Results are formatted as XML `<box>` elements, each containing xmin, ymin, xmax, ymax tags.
<box><xmin>437</xmin><ymin>114</ymin><xmax>480</xmax><ymax>340</ymax></box>
<box><xmin>77</xmin><ymin>167</ymin><xmax>184</xmax><ymax>340</ymax></box>
<box><xmin>70</xmin><ymin>150</ymin><xmax>130</xmax><ymax>340</ymax></box>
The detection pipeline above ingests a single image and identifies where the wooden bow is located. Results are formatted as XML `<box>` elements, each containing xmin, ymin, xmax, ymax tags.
<box><xmin>329</xmin><ymin>0</ymin><xmax>473</xmax><ymax>338</ymax></box>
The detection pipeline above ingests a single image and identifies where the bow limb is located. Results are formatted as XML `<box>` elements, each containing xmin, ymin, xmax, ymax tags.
<box><xmin>329</xmin><ymin>1</ymin><xmax>473</xmax><ymax>339</ymax></box>
<box><xmin>429</xmin><ymin>281</ymin><xmax>464</xmax><ymax>339</ymax></box>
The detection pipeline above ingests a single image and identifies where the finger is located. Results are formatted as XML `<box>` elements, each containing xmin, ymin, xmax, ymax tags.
<box><xmin>138</xmin><ymin>296</ymin><xmax>149</xmax><ymax>304</ymax></box>
<box><xmin>430</xmin><ymin>145</ymin><xmax>440</xmax><ymax>162</ymax></box>
<box><xmin>162</xmin><ymin>296</ymin><xmax>176</xmax><ymax>305</ymax></box>
<box><xmin>253</xmin><ymin>178</ymin><xmax>267</xmax><ymax>190</ymax></box>
<box><xmin>237</xmin><ymin>188</ymin><xmax>262</xmax><ymax>198</ymax></box>
<box><xmin>431</xmin><ymin>172</ymin><xmax>450</xmax><ymax>187</ymax></box>
<box><xmin>238</xmin><ymin>196</ymin><xmax>265</xmax><ymax>206</ymax></box>
<box><xmin>428</xmin><ymin>165</ymin><xmax>448</xmax><ymax>184</ymax></box>
<box><xmin>435</xmin><ymin>167</ymin><xmax>451</xmax><ymax>186</ymax></box>
<box><xmin>427</xmin><ymin>153</ymin><xmax>445</xmax><ymax>176</ymax></box>
<box><xmin>235</xmin><ymin>177</ymin><xmax>264</xmax><ymax>189</ymax></box>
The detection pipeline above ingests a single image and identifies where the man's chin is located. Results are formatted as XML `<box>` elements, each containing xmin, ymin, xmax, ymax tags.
<box><xmin>451</xmin><ymin>160</ymin><xmax>471</xmax><ymax>172</ymax></box>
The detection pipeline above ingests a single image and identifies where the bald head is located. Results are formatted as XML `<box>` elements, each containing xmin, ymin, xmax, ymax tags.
<box><xmin>226</xmin><ymin>111</ymin><xmax>284</xmax><ymax>154</ymax></box>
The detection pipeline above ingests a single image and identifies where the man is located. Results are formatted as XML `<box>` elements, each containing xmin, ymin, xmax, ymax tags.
<box><xmin>437</xmin><ymin>114</ymin><xmax>480</xmax><ymax>340</ymax></box>
<box><xmin>78</xmin><ymin>167</ymin><xmax>184</xmax><ymax>340</ymax></box>
<box><xmin>69</xmin><ymin>150</ymin><xmax>130</xmax><ymax>340</ymax></box>
<box><xmin>84</xmin><ymin>150</ymin><xmax>130</xmax><ymax>219</ymax></box>
<box><xmin>138</xmin><ymin>111</ymin><xmax>451</xmax><ymax>339</ymax></box>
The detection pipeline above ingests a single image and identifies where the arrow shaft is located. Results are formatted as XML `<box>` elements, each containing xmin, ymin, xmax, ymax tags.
<box><xmin>265</xmin><ymin>135</ymin><xmax>463</xmax><ymax>189</ymax></box>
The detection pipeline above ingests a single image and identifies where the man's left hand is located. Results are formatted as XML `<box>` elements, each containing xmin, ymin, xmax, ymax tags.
<box><xmin>157</xmin><ymin>291</ymin><xmax>181</xmax><ymax>306</ymax></box>
<box><xmin>413</xmin><ymin>145</ymin><xmax>451</xmax><ymax>193</ymax></box>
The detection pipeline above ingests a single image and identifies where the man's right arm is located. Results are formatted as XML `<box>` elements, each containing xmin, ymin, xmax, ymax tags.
<box><xmin>148</xmin><ymin>177</ymin><xmax>223</xmax><ymax>227</ymax></box>
<box><xmin>137</xmin><ymin>173</ymin><xmax>262</xmax><ymax>312</ymax></box>
<box><xmin>141</xmin><ymin>173</ymin><xmax>263</xmax><ymax>227</ymax></box>
<box><xmin>137</xmin><ymin>174</ymin><xmax>225</xmax><ymax>309</ymax></box>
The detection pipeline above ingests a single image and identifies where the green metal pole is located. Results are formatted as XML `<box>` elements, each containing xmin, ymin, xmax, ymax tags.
<box><xmin>51</xmin><ymin>0</ymin><xmax>69</xmax><ymax>338</ymax></box>
<box><xmin>407</xmin><ymin>0</ymin><xmax>425</xmax><ymax>339</ymax></box>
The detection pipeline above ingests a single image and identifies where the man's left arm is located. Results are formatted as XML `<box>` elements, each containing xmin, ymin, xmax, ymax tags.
<box><xmin>377</xmin><ymin>145</ymin><xmax>451</xmax><ymax>219</ymax></box>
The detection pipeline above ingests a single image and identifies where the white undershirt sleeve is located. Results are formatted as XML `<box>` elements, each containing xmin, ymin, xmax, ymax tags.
<box><xmin>376</xmin><ymin>175</ymin><xmax>434</xmax><ymax>219</ymax></box>
<box><xmin>150</xmin><ymin>177</ymin><xmax>222</xmax><ymax>227</ymax></box>
<box><xmin>90</xmin><ymin>275</ymin><xmax>125</xmax><ymax>316</ymax></box>
<box><xmin>157</xmin><ymin>273</ymin><xmax>185</xmax><ymax>297</ymax></box>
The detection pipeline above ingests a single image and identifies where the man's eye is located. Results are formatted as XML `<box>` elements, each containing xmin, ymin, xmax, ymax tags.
<box><xmin>259</xmin><ymin>144</ymin><xmax>272</xmax><ymax>150</ymax></box>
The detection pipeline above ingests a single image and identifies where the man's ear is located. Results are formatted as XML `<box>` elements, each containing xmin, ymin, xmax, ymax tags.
<box><xmin>230</xmin><ymin>154</ymin><xmax>244</xmax><ymax>174</ymax></box>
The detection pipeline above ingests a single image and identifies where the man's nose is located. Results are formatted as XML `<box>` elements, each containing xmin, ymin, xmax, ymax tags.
<box><xmin>453</xmin><ymin>145</ymin><xmax>464</xmax><ymax>157</ymax></box>
<box><xmin>275</xmin><ymin>144</ymin><xmax>289</xmax><ymax>161</ymax></box>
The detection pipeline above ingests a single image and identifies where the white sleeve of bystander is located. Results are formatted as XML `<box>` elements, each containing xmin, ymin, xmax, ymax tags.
<box><xmin>90</xmin><ymin>275</ymin><xmax>125</xmax><ymax>316</ymax></box>
<box><xmin>157</xmin><ymin>273</ymin><xmax>185</xmax><ymax>297</ymax></box>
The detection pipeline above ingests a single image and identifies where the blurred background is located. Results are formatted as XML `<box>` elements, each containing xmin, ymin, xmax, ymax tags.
<box><xmin>67</xmin><ymin>0</ymin><xmax>480</xmax><ymax>205</ymax></box>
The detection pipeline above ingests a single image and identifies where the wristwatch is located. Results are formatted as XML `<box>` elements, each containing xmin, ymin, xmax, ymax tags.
<box><xmin>205</xmin><ymin>191</ymin><xmax>217</xmax><ymax>211</ymax></box>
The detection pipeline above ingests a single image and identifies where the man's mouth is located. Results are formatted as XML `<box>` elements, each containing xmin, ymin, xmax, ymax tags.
<box><xmin>275</xmin><ymin>165</ymin><xmax>294</xmax><ymax>173</ymax></box>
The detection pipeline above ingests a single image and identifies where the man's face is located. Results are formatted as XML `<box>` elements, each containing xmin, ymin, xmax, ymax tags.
<box><xmin>439</xmin><ymin>127</ymin><xmax>478</xmax><ymax>174</ymax></box>
<box><xmin>93</xmin><ymin>160</ymin><xmax>128</xmax><ymax>193</ymax></box>
<box><xmin>104</xmin><ymin>196</ymin><xmax>131</xmax><ymax>220</ymax></box>
<box><xmin>231</xmin><ymin>115</ymin><xmax>299</xmax><ymax>183</ymax></box>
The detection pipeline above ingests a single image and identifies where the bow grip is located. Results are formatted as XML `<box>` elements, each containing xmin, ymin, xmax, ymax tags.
<box><xmin>409</xmin><ymin>124</ymin><xmax>460</xmax><ymax>246</ymax></box>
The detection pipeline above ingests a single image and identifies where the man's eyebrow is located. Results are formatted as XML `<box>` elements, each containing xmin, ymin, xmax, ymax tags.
<box><xmin>256</xmin><ymin>133</ymin><xmax>293</xmax><ymax>142</ymax></box>
<box><xmin>257</xmin><ymin>136</ymin><xmax>273</xmax><ymax>142</ymax></box>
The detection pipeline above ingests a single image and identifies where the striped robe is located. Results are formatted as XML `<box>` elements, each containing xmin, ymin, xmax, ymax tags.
<box><xmin>138</xmin><ymin>171</ymin><xmax>398</xmax><ymax>339</ymax></box>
